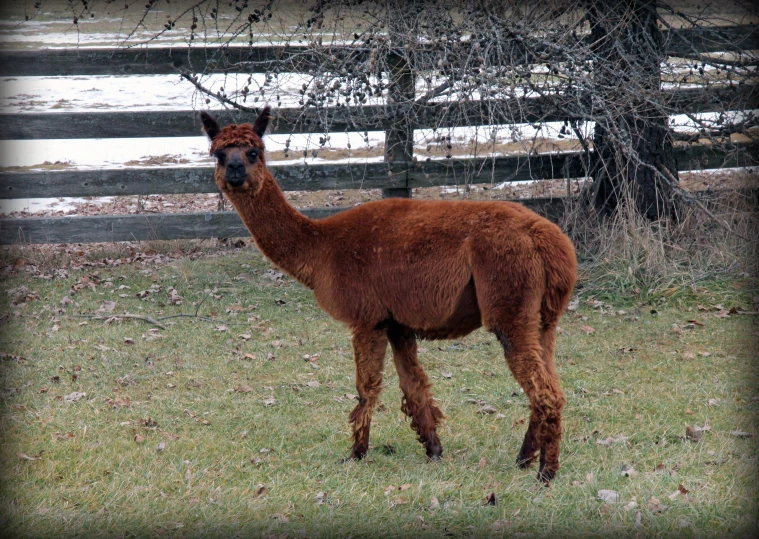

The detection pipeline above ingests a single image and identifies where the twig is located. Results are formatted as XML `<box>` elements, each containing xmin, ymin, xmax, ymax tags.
<box><xmin>75</xmin><ymin>313</ymin><xmax>167</xmax><ymax>329</ymax></box>
<box><xmin>180</xmin><ymin>72</ymin><xmax>259</xmax><ymax>113</ymax></box>
<box><xmin>155</xmin><ymin>313</ymin><xmax>248</xmax><ymax>325</ymax></box>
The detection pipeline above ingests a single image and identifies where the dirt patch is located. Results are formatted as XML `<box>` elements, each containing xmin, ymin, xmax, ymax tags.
<box><xmin>123</xmin><ymin>154</ymin><xmax>192</xmax><ymax>166</ymax></box>
<box><xmin>0</xmin><ymin>160</ymin><xmax>75</xmax><ymax>172</ymax></box>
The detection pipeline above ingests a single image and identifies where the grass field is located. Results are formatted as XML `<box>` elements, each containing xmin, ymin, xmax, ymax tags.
<box><xmin>0</xmin><ymin>245</ymin><xmax>757</xmax><ymax>538</ymax></box>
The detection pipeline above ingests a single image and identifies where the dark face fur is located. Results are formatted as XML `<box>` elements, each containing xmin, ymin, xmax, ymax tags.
<box><xmin>200</xmin><ymin>107</ymin><xmax>270</xmax><ymax>193</ymax></box>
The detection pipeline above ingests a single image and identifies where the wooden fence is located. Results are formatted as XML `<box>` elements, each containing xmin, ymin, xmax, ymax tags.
<box><xmin>0</xmin><ymin>24</ymin><xmax>757</xmax><ymax>245</ymax></box>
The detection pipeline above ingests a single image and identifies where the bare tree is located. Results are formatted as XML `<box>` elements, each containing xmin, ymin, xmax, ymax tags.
<box><xmin>31</xmin><ymin>0</ymin><xmax>758</xmax><ymax>219</ymax></box>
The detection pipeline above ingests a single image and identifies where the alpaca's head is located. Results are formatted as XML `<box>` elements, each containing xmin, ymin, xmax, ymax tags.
<box><xmin>201</xmin><ymin>107</ymin><xmax>270</xmax><ymax>194</ymax></box>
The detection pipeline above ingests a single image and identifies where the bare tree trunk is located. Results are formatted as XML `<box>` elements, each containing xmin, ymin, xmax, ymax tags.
<box><xmin>588</xmin><ymin>0</ymin><xmax>678</xmax><ymax>220</ymax></box>
<box><xmin>383</xmin><ymin>49</ymin><xmax>414</xmax><ymax>199</ymax></box>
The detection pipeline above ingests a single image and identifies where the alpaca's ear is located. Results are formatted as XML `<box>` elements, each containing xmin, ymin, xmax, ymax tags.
<box><xmin>200</xmin><ymin>111</ymin><xmax>220</xmax><ymax>140</ymax></box>
<box><xmin>252</xmin><ymin>106</ymin><xmax>271</xmax><ymax>138</ymax></box>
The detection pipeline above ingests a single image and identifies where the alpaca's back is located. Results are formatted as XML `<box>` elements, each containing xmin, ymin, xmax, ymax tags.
<box><xmin>312</xmin><ymin>198</ymin><xmax>575</xmax><ymax>334</ymax></box>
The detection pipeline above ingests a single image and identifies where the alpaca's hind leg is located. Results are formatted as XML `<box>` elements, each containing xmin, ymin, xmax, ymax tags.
<box><xmin>516</xmin><ymin>325</ymin><xmax>561</xmax><ymax>470</ymax></box>
<box><xmin>494</xmin><ymin>325</ymin><xmax>566</xmax><ymax>483</ymax></box>
<box><xmin>387</xmin><ymin>322</ymin><xmax>444</xmax><ymax>460</ymax></box>
<box><xmin>347</xmin><ymin>328</ymin><xmax>388</xmax><ymax>460</ymax></box>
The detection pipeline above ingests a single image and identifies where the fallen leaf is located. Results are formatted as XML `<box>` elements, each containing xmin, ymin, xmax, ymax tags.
<box><xmin>429</xmin><ymin>496</ymin><xmax>440</xmax><ymax>509</ymax></box>
<box><xmin>123</xmin><ymin>338</ymin><xmax>134</xmax><ymax>345</ymax></box>
<box><xmin>596</xmin><ymin>434</ymin><xmax>628</xmax><ymax>446</ymax></box>
<box><xmin>485</xmin><ymin>492</ymin><xmax>497</xmax><ymax>505</ymax></box>
<box><xmin>441</xmin><ymin>371</ymin><xmax>453</xmax><ymax>379</ymax></box>
<box><xmin>400</xmin><ymin>483</ymin><xmax>411</xmax><ymax>491</ymax></box>
<box><xmin>306</xmin><ymin>380</ymin><xmax>320</xmax><ymax>388</ymax></box>
<box><xmin>134</xmin><ymin>434</ymin><xmax>145</xmax><ymax>444</ymax></box>
<box><xmin>730</xmin><ymin>430</ymin><xmax>753</xmax><ymax>438</ymax></box>
<box><xmin>579</xmin><ymin>325</ymin><xmax>595</xmax><ymax>334</ymax></box>
<box><xmin>384</xmin><ymin>485</ymin><xmax>396</xmax><ymax>496</ymax></box>
<box><xmin>620</xmin><ymin>466</ymin><xmax>638</xmax><ymax>478</ymax></box>
<box><xmin>255</xmin><ymin>484</ymin><xmax>268</xmax><ymax>497</ymax></box>
<box><xmin>598</xmin><ymin>490</ymin><xmax>620</xmax><ymax>503</ymax></box>
<box><xmin>686</xmin><ymin>425</ymin><xmax>704</xmax><ymax>442</ymax></box>
<box><xmin>64</xmin><ymin>391</ymin><xmax>87</xmax><ymax>402</ymax></box>
<box><xmin>648</xmin><ymin>496</ymin><xmax>667</xmax><ymax>513</ymax></box>
<box><xmin>238</xmin><ymin>333</ymin><xmax>252</xmax><ymax>341</ymax></box>
<box><xmin>98</xmin><ymin>301</ymin><xmax>117</xmax><ymax>313</ymax></box>
<box><xmin>271</xmin><ymin>513</ymin><xmax>289</xmax><ymax>523</ymax></box>
<box><xmin>156</xmin><ymin>442</ymin><xmax>166</xmax><ymax>452</ymax></box>
<box><xmin>17</xmin><ymin>450</ymin><xmax>43</xmax><ymax>461</ymax></box>
<box><xmin>707</xmin><ymin>398</ymin><xmax>719</xmax><ymax>407</ymax></box>
<box><xmin>243</xmin><ymin>353</ymin><xmax>257</xmax><ymax>360</ymax></box>
<box><xmin>678</xmin><ymin>484</ymin><xmax>689</xmax><ymax>495</ymax></box>
<box><xmin>479</xmin><ymin>405</ymin><xmax>497</xmax><ymax>414</ymax></box>
<box><xmin>624</xmin><ymin>499</ymin><xmax>638</xmax><ymax>511</ymax></box>
<box><xmin>478</xmin><ymin>457</ymin><xmax>488</xmax><ymax>468</ymax></box>
<box><xmin>106</xmin><ymin>397</ymin><xmax>131</xmax><ymax>408</ymax></box>
<box><xmin>235</xmin><ymin>385</ymin><xmax>254</xmax><ymax>393</ymax></box>
<box><xmin>262</xmin><ymin>397</ymin><xmax>276</xmax><ymax>407</ymax></box>
<box><xmin>389</xmin><ymin>496</ymin><xmax>407</xmax><ymax>507</ymax></box>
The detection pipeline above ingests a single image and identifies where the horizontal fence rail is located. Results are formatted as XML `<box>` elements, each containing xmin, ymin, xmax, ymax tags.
<box><xmin>0</xmin><ymin>25</ymin><xmax>755</xmax><ymax>77</ymax></box>
<box><xmin>1</xmin><ymin>84</ymin><xmax>756</xmax><ymax>141</ymax></box>
<box><xmin>2</xmin><ymin>141</ymin><xmax>754</xmax><ymax>200</ymax></box>
<box><xmin>0</xmin><ymin>198</ymin><xmax>573</xmax><ymax>245</ymax></box>
<box><xmin>1</xmin><ymin>140</ymin><xmax>756</xmax><ymax>245</ymax></box>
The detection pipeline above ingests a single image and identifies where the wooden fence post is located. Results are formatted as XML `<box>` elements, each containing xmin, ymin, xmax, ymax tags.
<box><xmin>383</xmin><ymin>50</ymin><xmax>414</xmax><ymax>199</ymax></box>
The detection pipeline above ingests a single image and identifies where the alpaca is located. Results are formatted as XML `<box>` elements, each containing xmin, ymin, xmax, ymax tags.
<box><xmin>201</xmin><ymin>107</ymin><xmax>577</xmax><ymax>482</ymax></box>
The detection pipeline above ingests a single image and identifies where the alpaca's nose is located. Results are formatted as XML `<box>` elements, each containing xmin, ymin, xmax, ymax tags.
<box><xmin>226</xmin><ymin>157</ymin><xmax>246</xmax><ymax>187</ymax></box>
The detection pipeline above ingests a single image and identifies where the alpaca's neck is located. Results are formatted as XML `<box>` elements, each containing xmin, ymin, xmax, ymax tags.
<box><xmin>227</xmin><ymin>173</ymin><xmax>320</xmax><ymax>288</ymax></box>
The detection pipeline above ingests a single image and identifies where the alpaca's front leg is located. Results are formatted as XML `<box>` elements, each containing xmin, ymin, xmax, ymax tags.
<box><xmin>347</xmin><ymin>328</ymin><xmax>388</xmax><ymax>459</ymax></box>
<box><xmin>387</xmin><ymin>321</ymin><xmax>444</xmax><ymax>460</ymax></box>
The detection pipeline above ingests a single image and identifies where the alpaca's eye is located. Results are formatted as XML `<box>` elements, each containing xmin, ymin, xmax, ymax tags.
<box><xmin>246</xmin><ymin>149</ymin><xmax>259</xmax><ymax>163</ymax></box>
<box><xmin>213</xmin><ymin>150</ymin><xmax>226</xmax><ymax>164</ymax></box>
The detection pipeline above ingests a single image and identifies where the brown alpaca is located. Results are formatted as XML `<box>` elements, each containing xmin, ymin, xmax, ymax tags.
<box><xmin>201</xmin><ymin>107</ymin><xmax>577</xmax><ymax>482</ymax></box>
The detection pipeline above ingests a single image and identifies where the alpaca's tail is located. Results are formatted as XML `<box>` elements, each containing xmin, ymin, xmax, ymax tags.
<box><xmin>531</xmin><ymin>221</ymin><xmax>577</xmax><ymax>329</ymax></box>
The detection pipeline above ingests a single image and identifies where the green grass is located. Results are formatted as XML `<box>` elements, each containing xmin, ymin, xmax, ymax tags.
<box><xmin>0</xmin><ymin>248</ymin><xmax>757</xmax><ymax>538</ymax></box>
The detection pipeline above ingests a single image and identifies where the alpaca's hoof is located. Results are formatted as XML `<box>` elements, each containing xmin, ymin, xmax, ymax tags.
<box><xmin>340</xmin><ymin>450</ymin><xmax>366</xmax><ymax>463</ymax></box>
<box><xmin>537</xmin><ymin>467</ymin><xmax>556</xmax><ymax>484</ymax></box>
<box><xmin>426</xmin><ymin>442</ymin><xmax>443</xmax><ymax>462</ymax></box>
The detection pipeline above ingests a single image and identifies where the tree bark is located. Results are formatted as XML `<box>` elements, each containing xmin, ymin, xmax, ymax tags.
<box><xmin>383</xmin><ymin>3</ymin><xmax>414</xmax><ymax>199</ymax></box>
<box><xmin>588</xmin><ymin>0</ymin><xmax>678</xmax><ymax>220</ymax></box>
